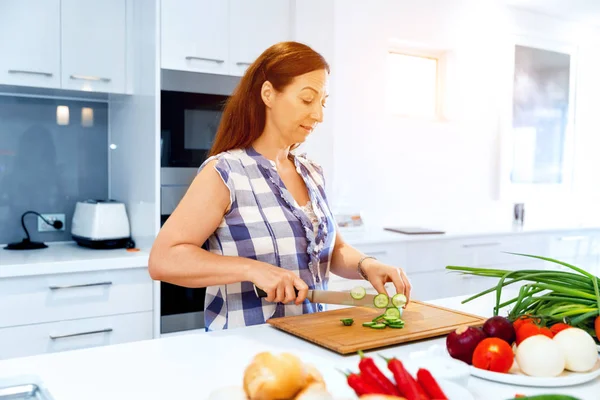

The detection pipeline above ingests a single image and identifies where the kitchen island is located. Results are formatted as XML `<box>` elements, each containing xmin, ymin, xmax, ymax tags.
<box><xmin>0</xmin><ymin>290</ymin><xmax>597</xmax><ymax>400</ymax></box>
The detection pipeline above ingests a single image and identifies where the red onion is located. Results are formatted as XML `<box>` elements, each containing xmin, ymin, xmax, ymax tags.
<box><xmin>446</xmin><ymin>326</ymin><xmax>487</xmax><ymax>365</ymax></box>
<box><xmin>483</xmin><ymin>316</ymin><xmax>516</xmax><ymax>345</ymax></box>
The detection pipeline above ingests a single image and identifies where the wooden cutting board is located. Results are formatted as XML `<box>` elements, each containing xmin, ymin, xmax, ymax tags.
<box><xmin>267</xmin><ymin>300</ymin><xmax>487</xmax><ymax>355</ymax></box>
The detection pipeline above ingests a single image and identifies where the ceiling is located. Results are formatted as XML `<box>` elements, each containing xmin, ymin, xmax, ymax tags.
<box><xmin>506</xmin><ymin>0</ymin><xmax>600</xmax><ymax>27</ymax></box>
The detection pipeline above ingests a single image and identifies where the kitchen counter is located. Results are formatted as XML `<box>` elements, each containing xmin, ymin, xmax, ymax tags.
<box><xmin>340</xmin><ymin>222</ymin><xmax>600</xmax><ymax>246</ymax></box>
<box><xmin>0</xmin><ymin>290</ymin><xmax>597</xmax><ymax>400</ymax></box>
<box><xmin>0</xmin><ymin>241</ymin><xmax>150</xmax><ymax>278</ymax></box>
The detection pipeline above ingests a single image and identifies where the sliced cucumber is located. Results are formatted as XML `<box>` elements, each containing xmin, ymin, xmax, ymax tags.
<box><xmin>384</xmin><ymin>307</ymin><xmax>401</xmax><ymax>319</ymax></box>
<box><xmin>350</xmin><ymin>286</ymin><xmax>366</xmax><ymax>300</ymax></box>
<box><xmin>340</xmin><ymin>318</ymin><xmax>354</xmax><ymax>326</ymax></box>
<box><xmin>372</xmin><ymin>313</ymin><xmax>386</xmax><ymax>322</ymax></box>
<box><xmin>370</xmin><ymin>323</ymin><xmax>387</xmax><ymax>329</ymax></box>
<box><xmin>373</xmin><ymin>293</ymin><xmax>389</xmax><ymax>308</ymax></box>
<box><xmin>388</xmin><ymin>323</ymin><xmax>405</xmax><ymax>329</ymax></box>
<box><xmin>362</xmin><ymin>322</ymin><xmax>376</xmax><ymax>327</ymax></box>
<box><xmin>383</xmin><ymin>316</ymin><xmax>400</xmax><ymax>323</ymax></box>
<box><xmin>392</xmin><ymin>293</ymin><xmax>407</xmax><ymax>308</ymax></box>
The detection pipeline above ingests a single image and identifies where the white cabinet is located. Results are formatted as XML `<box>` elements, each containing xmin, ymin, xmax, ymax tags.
<box><xmin>229</xmin><ymin>0</ymin><xmax>291</xmax><ymax>76</ymax></box>
<box><xmin>0</xmin><ymin>267</ymin><xmax>153</xmax><ymax>359</ymax></box>
<box><xmin>61</xmin><ymin>0</ymin><xmax>127</xmax><ymax>93</ymax></box>
<box><xmin>160</xmin><ymin>0</ymin><xmax>229</xmax><ymax>75</ymax></box>
<box><xmin>0</xmin><ymin>0</ymin><xmax>61</xmax><ymax>88</ymax></box>
<box><xmin>160</xmin><ymin>0</ymin><xmax>292</xmax><ymax>76</ymax></box>
<box><xmin>0</xmin><ymin>312</ymin><xmax>152</xmax><ymax>359</ymax></box>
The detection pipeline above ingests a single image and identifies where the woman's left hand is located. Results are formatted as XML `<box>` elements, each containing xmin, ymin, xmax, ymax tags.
<box><xmin>361</xmin><ymin>259</ymin><xmax>412</xmax><ymax>305</ymax></box>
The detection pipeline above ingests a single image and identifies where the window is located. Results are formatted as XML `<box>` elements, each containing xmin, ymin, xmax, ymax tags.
<box><xmin>386</xmin><ymin>51</ymin><xmax>442</xmax><ymax>119</ymax></box>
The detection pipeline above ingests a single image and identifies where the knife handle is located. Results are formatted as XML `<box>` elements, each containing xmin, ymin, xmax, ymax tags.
<box><xmin>254</xmin><ymin>286</ymin><xmax>299</xmax><ymax>298</ymax></box>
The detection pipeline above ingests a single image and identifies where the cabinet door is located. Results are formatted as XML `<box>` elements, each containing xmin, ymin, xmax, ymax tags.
<box><xmin>0</xmin><ymin>0</ymin><xmax>60</xmax><ymax>88</ymax></box>
<box><xmin>61</xmin><ymin>0</ymin><xmax>127</xmax><ymax>93</ymax></box>
<box><xmin>161</xmin><ymin>0</ymin><xmax>229</xmax><ymax>74</ymax></box>
<box><xmin>229</xmin><ymin>0</ymin><xmax>291</xmax><ymax>76</ymax></box>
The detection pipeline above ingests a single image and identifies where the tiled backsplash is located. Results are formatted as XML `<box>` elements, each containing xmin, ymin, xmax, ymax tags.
<box><xmin>0</xmin><ymin>95</ymin><xmax>108</xmax><ymax>245</ymax></box>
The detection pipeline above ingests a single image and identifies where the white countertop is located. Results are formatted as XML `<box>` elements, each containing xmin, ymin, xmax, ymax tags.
<box><xmin>340</xmin><ymin>221</ymin><xmax>600</xmax><ymax>246</ymax></box>
<box><xmin>0</xmin><ymin>241</ymin><xmax>150</xmax><ymax>278</ymax></box>
<box><xmin>0</xmin><ymin>290</ymin><xmax>597</xmax><ymax>400</ymax></box>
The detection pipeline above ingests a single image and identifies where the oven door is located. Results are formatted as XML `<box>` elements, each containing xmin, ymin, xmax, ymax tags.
<box><xmin>160</xmin><ymin>282</ymin><xmax>206</xmax><ymax>334</ymax></box>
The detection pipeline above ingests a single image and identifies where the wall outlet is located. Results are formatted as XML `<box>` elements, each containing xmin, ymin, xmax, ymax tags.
<box><xmin>38</xmin><ymin>213</ymin><xmax>66</xmax><ymax>232</ymax></box>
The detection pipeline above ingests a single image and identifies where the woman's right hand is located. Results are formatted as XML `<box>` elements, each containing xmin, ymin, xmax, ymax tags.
<box><xmin>249</xmin><ymin>263</ymin><xmax>309</xmax><ymax>305</ymax></box>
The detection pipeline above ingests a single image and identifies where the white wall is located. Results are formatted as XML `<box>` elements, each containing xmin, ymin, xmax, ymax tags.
<box><xmin>328</xmin><ymin>0</ymin><xmax>600</xmax><ymax>230</ymax></box>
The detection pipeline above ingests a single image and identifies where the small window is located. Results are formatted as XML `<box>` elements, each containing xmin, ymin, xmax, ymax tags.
<box><xmin>386</xmin><ymin>52</ymin><xmax>441</xmax><ymax>119</ymax></box>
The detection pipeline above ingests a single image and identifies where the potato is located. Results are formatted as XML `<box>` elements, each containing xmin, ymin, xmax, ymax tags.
<box><xmin>294</xmin><ymin>382</ymin><xmax>333</xmax><ymax>400</ymax></box>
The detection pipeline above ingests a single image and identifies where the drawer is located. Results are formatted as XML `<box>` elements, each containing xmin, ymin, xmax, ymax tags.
<box><xmin>547</xmin><ymin>232</ymin><xmax>595</xmax><ymax>260</ymax></box>
<box><xmin>351</xmin><ymin>242</ymin><xmax>407</xmax><ymax>268</ymax></box>
<box><xmin>467</xmin><ymin>235</ymin><xmax>547</xmax><ymax>267</ymax></box>
<box><xmin>0</xmin><ymin>311</ymin><xmax>153</xmax><ymax>360</ymax></box>
<box><xmin>405</xmin><ymin>240</ymin><xmax>474</xmax><ymax>273</ymax></box>
<box><xmin>0</xmin><ymin>268</ymin><xmax>153</xmax><ymax>328</ymax></box>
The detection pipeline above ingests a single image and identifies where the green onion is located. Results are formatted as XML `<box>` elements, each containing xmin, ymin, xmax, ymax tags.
<box><xmin>446</xmin><ymin>253</ymin><xmax>600</xmax><ymax>338</ymax></box>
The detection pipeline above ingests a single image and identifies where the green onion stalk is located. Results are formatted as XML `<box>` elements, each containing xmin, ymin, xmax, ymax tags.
<box><xmin>446</xmin><ymin>252</ymin><xmax>600</xmax><ymax>343</ymax></box>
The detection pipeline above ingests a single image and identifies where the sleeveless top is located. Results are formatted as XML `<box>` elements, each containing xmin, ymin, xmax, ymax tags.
<box><xmin>198</xmin><ymin>147</ymin><xmax>337</xmax><ymax>331</ymax></box>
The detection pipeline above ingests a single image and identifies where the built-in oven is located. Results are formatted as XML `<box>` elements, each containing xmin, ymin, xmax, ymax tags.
<box><xmin>159</xmin><ymin>80</ymin><xmax>231</xmax><ymax>334</ymax></box>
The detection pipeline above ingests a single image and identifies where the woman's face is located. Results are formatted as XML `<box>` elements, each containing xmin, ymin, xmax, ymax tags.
<box><xmin>264</xmin><ymin>69</ymin><xmax>329</xmax><ymax>146</ymax></box>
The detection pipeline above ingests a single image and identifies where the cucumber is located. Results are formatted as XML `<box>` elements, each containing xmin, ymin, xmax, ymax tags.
<box><xmin>362</xmin><ymin>322</ymin><xmax>376</xmax><ymax>327</ymax></box>
<box><xmin>340</xmin><ymin>318</ymin><xmax>354</xmax><ymax>326</ymax></box>
<box><xmin>384</xmin><ymin>307</ymin><xmax>401</xmax><ymax>319</ymax></box>
<box><xmin>350</xmin><ymin>286</ymin><xmax>366</xmax><ymax>300</ymax></box>
<box><xmin>373</xmin><ymin>293</ymin><xmax>389</xmax><ymax>308</ymax></box>
<box><xmin>392</xmin><ymin>293</ymin><xmax>407</xmax><ymax>308</ymax></box>
<box><xmin>370</xmin><ymin>323</ymin><xmax>387</xmax><ymax>329</ymax></box>
<box><xmin>388</xmin><ymin>323</ymin><xmax>405</xmax><ymax>329</ymax></box>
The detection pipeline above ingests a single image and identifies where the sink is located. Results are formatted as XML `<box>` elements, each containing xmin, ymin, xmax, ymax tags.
<box><xmin>0</xmin><ymin>376</ymin><xmax>54</xmax><ymax>400</ymax></box>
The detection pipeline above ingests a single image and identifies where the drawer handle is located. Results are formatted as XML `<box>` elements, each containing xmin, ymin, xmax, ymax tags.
<box><xmin>70</xmin><ymin>74</ymin><xmax>111</xmax><ymax>83</ymax></box>
<box><xmin>367</xmin><ymin>251</ymin><xmax>388</xmax><ymax>256</ymax></box>
<box><xmin>185</xmin><ymin>56</ymin><xmax>225</xmax><ymax>64</ymax></box>
<box><xmin>49</xmin><ymin>281</ymin><xmax>113</xmax><ymax>290</ymax></box>
<box><xmin>8</xmin><ymin>69</ymin><xmax>53</xmax><ymax>77</ymax></box>
<box><xmin>558</xmin><ymin>236</ymin><xmax>586</xmax><ymax>241</ymax></box>
<box><xmin>462</xmin><ymin>242</ymin><xmax>501</xmax><ymax>248</ymax></box>
<box><xmin>50</xmin><ymin>328</ymin><xmax>113</xmax><ymax>340</ymax></box>
<box><xmin>236</xmin><ymin>62</ymin><xmax>252</xmax><ymax>66</ymax></box>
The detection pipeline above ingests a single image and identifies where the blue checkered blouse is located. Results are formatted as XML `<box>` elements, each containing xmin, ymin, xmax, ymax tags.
<box><xmin>198</xmin><ymin>147</ymin><xmax>337</xmax><ymax>331</ymax></box>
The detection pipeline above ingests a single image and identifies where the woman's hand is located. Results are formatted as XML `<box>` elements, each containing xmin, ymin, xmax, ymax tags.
<box><xmin>249</xmin><ymin>263</ymin><xmax>309</xmax><ymax>305</ymax></box>
<box><xmin>361</xmin><ymin>259</ymin><xmax>412</xmax><ymax>305</ymax></box>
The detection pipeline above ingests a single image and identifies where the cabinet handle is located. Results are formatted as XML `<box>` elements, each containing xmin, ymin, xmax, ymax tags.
<box><xmin>49</xmin><ymin>328</ymin><xmax>113</xmax><ymax>340</ymax></box>
<box><xmin>236</xmin><ymin>62</ymin><xmax>252</xmax><ymax>66</ymax></box>
<box><xmin>70</xmin><ymin>74</ymin><xmax>111</xmax><ymax>83</ymax></box>
<box><xmin>462</xmin><ymin>242</ymin><xmax>501</xmax><ymax>248</ymax></box>
<box><xmin>8</xmin><ymin>69</ymin><xmax>53</xmax><ymax>77</ymax></box>
<box><xmin>558</xmin><ymin>236</ymin><xmax>586</xmax><ymax>241</ymax></box>
<box><xmin>185</xmin><ymin>56</ymin><xmax>224</xmax><ymax>64</ymax></box>
<box><xmin>49</xmin><ymin>281</ymin><xmax>112</xmax><ymax>290</ymax></box>
<box><xmin>365</xmin><ymin>250</ymin><xmax>388</xmax><ymax>256</ymax></box>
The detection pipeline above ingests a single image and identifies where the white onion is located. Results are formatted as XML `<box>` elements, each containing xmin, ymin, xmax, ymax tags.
<box><xmin>516</xmin><ymin>335</ymin><xmax>565</xmax><ymax>377</ymax></box>
<box><xmin>553</xmin><ymin>328</ymin><xmax>599</xmax><ymax>372</ymax></box>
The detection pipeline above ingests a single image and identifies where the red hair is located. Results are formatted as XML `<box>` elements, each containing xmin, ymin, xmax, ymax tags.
<box><xmin>208</xmin><ymin>41</ymin><xmax>330</xmax><ymax>157</ymax></box>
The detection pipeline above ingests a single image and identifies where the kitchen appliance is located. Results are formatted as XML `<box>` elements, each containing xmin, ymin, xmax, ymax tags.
<box><xmin>267</xmin><ymin>301</ymin><xmax>487</xmax><ymax>355</ymax></box>
<box><xmin>71</xmin><ymin>200</ymin><xmax>133</xmax><ymax>249</ymax></box>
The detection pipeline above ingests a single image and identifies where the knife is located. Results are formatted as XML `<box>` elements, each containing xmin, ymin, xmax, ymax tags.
<box><xmin>254</xmin><ymin>286</ymin><xmax>378</xmax><ymax>308</ymax></box>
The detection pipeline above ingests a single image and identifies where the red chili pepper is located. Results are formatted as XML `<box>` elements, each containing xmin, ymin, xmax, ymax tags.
<box><xmin>381</xmin><ymin>355</ymin><xmax>427</xmax><ymax>400</ymax></box>
<box><xmin>358</xmin><ymin>350</ymin><xmax>401</xmax><ymax>396</ymax></box>
<box><xmin>408</xmin><ymin>373</ymin><xmax>430</xmax><ymax>400</ymax></box>
<box><xmin>416</xmin><ymin>368</ymin><xmax>448</xmax><ymax>400</ymax></box>
<box><xmin>339</xmin><ymin>369</ymin><xmax>387</xmax><ymax>396</ymax></box>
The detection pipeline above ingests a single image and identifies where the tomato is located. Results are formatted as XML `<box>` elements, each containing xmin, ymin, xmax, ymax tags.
<box><xmin>472</xmin><ymin>337</ymin><xmax>514</xmax><ymax>373</ymax></box>
<box><xmin>595</xmin><ymin>316</ymin><xmax>600</xmax><ymax>342</ymax></box>
<box><xmin>512</xmin><ymin>315</ymin><xmax>536</xmax><ymax>332</ymax></box>
<box><xmin>516</xmin><ymin>323</ymin><xmax>553</xmax><ymax>345</ymax></box>
<box><xmin>549</xmin><ymin>322</ymin><xmax>571</xmax><ymax>335</ymax></box>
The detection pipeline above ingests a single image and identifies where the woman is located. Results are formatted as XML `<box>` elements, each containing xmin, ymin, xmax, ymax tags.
<box><xmin>149</xmin><ymin>41</ymin><xmax>411</xmax><ymax>331</ymax></box>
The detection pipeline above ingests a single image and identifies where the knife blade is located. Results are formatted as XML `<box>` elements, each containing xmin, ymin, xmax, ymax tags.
<box><xmin>254</xmin><ymin>286</ymin><xmax>378</xmax><ymax>308</ymax></box>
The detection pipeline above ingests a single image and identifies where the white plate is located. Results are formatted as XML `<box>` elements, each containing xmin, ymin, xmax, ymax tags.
<box><xmin>470</xmin><ymin>357</ymin><xmax>600</xmax><ymax>387</ymax></box>
<box><xmin>597</xmin><ymin>344</ymin><xmax>600</xmax><ymax>353</ymax></box>
<box><xmin>436</xmin><ymin>379</ymin><xmax>475</xmax><ymax>400</ymax></box>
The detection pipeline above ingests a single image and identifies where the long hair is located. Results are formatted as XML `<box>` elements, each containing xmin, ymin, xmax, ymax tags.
<box><xmin>208</xmin><ymin>41</ymin><xmax>330</xmax><ymax>157</ymax></box>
